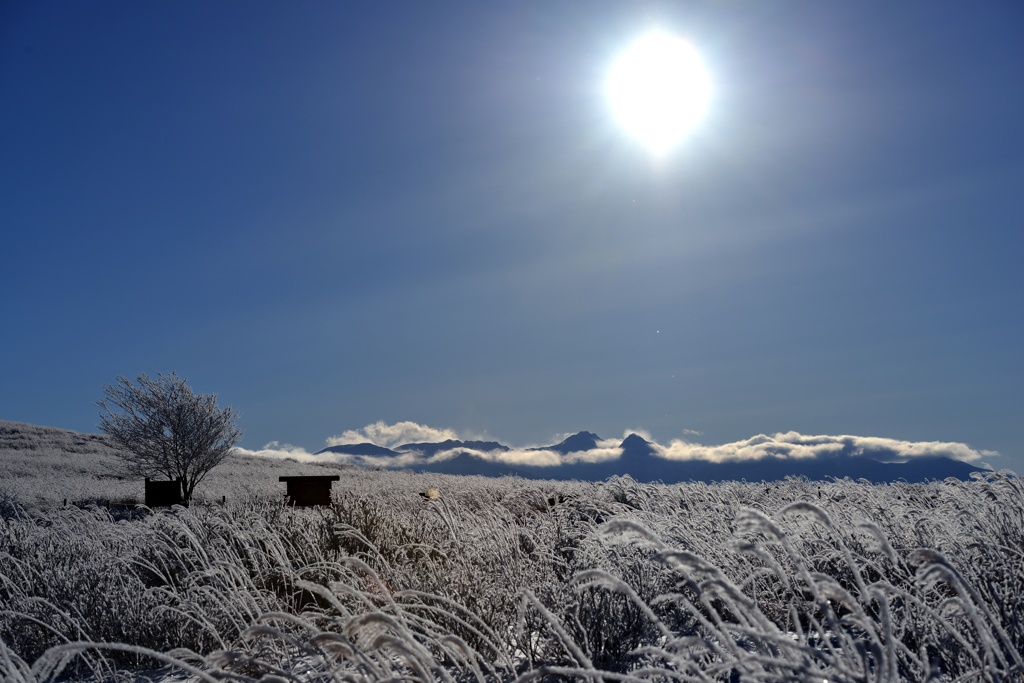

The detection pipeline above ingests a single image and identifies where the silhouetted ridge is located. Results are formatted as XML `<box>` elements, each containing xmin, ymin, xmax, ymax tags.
<box><xmin>316</xmin><ymin>443</ymin><xmax>401</xmax><ymax>457</ymax></box>
<box><xmin>313</xmin><ymin>427</ymin><xmax>990</xmax><ymax>484</ymax></box>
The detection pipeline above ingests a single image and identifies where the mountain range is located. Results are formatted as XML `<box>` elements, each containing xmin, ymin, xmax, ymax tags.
<box><xmin>317</xmin><ymin>431</ymin><xmax>988</xmax><ymax>484</ymax></box>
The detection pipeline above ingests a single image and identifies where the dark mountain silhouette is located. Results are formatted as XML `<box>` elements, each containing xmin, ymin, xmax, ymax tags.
<box><xmin>609</xmin><ymin>433</ymin><xmax>662</xmax><ymax>480</ymax></box>
<box><xmin>316</xmin><ymin>442</ymin><xmax>401</xmax><ymax>457</ymax></box>
<box><xmin>631</xmin><ymin>452</ymin><xmax>987</xmax><ymax>485</ymax></box>
<box><xmin>365</xmin><ymin>430</ymin><xmax>989</xmax><ymax>484</ymax></box>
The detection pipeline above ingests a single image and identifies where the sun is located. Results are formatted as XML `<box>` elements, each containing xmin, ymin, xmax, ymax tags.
<box><xmin>606</xmin><ymin>30</ymin><xmax>711</xmax><ymax>156</ymax></box>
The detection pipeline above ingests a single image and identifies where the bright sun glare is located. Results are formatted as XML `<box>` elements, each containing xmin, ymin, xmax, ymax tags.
<box><xmin>607</xmin><ymin>30</ymin><xmax>711</xmax><ymax>156</ymax></box>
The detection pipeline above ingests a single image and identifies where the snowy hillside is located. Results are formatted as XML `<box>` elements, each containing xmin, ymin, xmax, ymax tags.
<box><xmin>1</xmin><ymin>419</ymin><xmax>1023</xmax><ymax>680</ymax></box>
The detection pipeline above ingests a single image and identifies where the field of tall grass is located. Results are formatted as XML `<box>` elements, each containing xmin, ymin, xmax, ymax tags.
<box><xmin>2</xmin><ymin>421</ymin><xmax>1023</xmax><ymax>681</ymax></box>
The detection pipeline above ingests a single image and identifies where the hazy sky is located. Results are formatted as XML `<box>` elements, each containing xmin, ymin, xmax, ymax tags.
<box><xmin>2</xmin><ymin>2</ymin><xmax>1022</xmax><ymax>471</ymax></box>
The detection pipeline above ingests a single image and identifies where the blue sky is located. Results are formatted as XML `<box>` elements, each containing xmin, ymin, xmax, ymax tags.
<box><xmin>2</xmin><ymin>2</ymin><xmax>1022</xmax><ymax>471</ymax></box>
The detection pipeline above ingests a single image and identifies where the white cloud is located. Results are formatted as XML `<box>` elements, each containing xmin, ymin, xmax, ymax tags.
<box><xmin>564</xmin><ymin>446</ymin><xmax>623</xmax><ymax>464</ymax></box>
<box><xmin>340</xmin><ymin>450</ymin><xmax>439</xmax><ymax>469</ymax></box>
<box><xmin>233</xmin><ymin>441</ymin><xmax>321</xmax><ymax>462</ymax></box>
<box><xmin>621</xmin><ymin>428</ymin><xmax>654</xmax><ymax>442</ymax></box>
<box><xmin>547</xmin><ymin>432</ymin><xmax>579</xmax><ymax>446</ymax></box>
<box><xmin>657</xmin><ymin>432</ymin><xmax>993</xmax><ymax>464</ymax></box>
<box><xmin>382</xmin><ymin>445</ymin><xmax>622</xmax><ymax>468</ymax></box>
<box><xmin>500</xmin><ymin>445</ymin><xmax>623</xmax><ymax>467</ymax></box>
<box><xmin>325</xmin><ymin>421</ymin><xmax>460</xmax><ymax>448</ymax></box>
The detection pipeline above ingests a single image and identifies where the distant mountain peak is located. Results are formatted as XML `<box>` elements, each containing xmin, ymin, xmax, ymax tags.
<box><xmin>620</xmin><ymin>433</ymin><xmax>656</xmax><ymax>459</ymax></box>
<box><xmin>541</xmin><ymin>431</ymin><xmax>602</xmax><ymax>454</ymax></box>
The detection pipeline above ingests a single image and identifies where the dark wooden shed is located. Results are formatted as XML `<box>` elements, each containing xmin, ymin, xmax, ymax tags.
<box><xmin>145</xmin><ymin>478</ymin><xmax>183</xmax><ymax>507</ymax></box>
<box><xmin>279</xmin><ymin>475</ymin><xmax>340</xmax><ymax>506</ymax></box>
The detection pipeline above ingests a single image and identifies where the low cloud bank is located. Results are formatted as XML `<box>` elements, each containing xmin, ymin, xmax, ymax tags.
<box><xmin>237</xmin><ymin>422</ymin><xmax>996</xmax><ymax>468</ymax></box>
<box><xmin>326</xmin><ymin>421</ymin><xmax>459</xmax><ymax>449</ymax></box>
<box><xmin>234</xmin><ymin>442</ymin><xmax>322</xmax><ymax>462</ymax></box>
<box><xmin>655</xmin><ymin>432</ymin><xmax>994</xmax><ymax>464</ymax></box>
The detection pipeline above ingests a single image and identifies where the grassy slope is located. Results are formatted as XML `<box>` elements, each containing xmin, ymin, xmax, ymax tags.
<box><xmin>0</xmin><ymin>419</ymin><xmax>355</xmax><ymax>510</ymax></box>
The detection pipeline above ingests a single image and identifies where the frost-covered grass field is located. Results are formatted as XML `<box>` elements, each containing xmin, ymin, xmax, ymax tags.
<box><xmin>2</xmin><ymin>421</ymin><xmax>1023</xmax><ymax>681</ymax></box>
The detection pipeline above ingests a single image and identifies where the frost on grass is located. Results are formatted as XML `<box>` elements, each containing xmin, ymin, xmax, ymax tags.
<box><xmin>0</xmin><ymin>459</ymin><xmax>1023</xmax><ymax>681</ymax></box>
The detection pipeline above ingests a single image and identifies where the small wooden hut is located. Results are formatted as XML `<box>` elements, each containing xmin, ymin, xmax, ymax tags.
<box><xmin>279</xmin><ymin>475</ymin><xmax>340</xmax><ymax>507</ymax></box>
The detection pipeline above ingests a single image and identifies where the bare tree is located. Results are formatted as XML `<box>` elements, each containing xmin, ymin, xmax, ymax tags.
<box><xmin>97</xmin><ymin>372</ymin><xmax>241</xmax><ymax>506</ymax></box>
